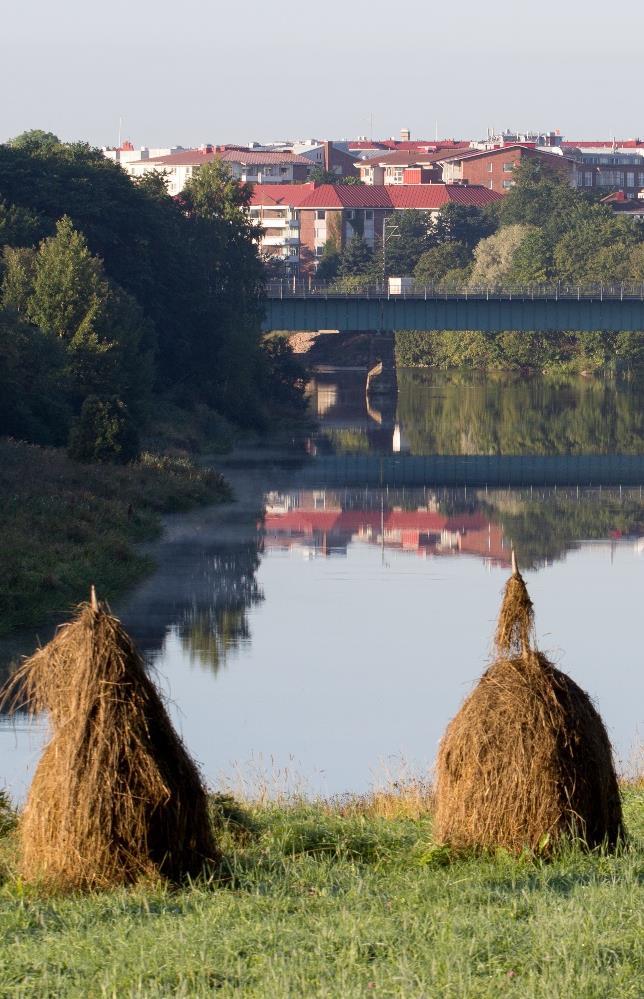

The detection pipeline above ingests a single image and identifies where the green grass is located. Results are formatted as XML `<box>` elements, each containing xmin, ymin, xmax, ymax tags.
<box><xmin>0</xmin><ymin>789</ymin><xmax>641</xmax><ymax>997</ymax></box>
<box><xmin>0</xmin><ymin>438</ymin><xmax>231</xmax><ymax>636</ymax></box>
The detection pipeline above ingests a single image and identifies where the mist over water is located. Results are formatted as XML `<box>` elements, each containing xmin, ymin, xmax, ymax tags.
<box><xmin>2</xmin><ymin>371</ymin><xmax>643</xmax><ymax>799</ymax></box>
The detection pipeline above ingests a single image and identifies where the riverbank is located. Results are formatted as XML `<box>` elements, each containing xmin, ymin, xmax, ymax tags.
<box><xmin>0</xmin><ymin>438</ymin><xmax>231</xmax><ymax>638</ymax></box>
<box><xmin>0</xmin><ymin>785</ymin><xmax>641</xmax><ymax>996</ymax></box>
<box><xmin>395</xmin><ymin>330</ymin><xmax>644</xmax><ymax>373</ymax></box>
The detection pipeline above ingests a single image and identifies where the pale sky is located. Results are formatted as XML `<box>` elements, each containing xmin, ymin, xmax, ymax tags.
<box><xmin>2</xmin><ymin>0</ymin><xmax>642</xmax><ymax>149</ymax></box>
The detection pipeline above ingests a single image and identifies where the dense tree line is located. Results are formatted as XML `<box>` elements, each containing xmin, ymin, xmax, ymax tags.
<box><xmin>0</xmin><ymin>131</ymin><xmax>303</xmax><ymax>459</ymax></box>
<box><xmin>328</xmin><ymin>160</ymin><xmax>644</xmax><ymax>291</ymax></box>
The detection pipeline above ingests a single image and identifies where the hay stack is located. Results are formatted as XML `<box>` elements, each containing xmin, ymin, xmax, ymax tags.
<box><xmin>3</xmin><ymin>592</ymin><xmax>219</xmax><ymax>889</ymax></box>
<box><xmin>434</xmin><ymin>554</ymin><xmax>623</xmax><ymax>853</ymax></box>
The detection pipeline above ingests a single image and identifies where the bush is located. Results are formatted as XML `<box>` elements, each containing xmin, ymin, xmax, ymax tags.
<box><xmin>68</xmin><ymin>395</ymin><xmax>140</xmax><ymax>464</ymax></box>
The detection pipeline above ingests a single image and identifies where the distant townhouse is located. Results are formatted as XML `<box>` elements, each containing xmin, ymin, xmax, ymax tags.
<box><xmin>355</xmin><ymin>146</ymin><xmax>469</xmax><ymax>185</ymax></box>
<box><xmin>437</xmin><ymin>144</ymin><xmax>576</xmax><ymax>193</ymax></box>
<box><xmin>249</xmin><ymin>182</ymin><xmax>502</xmax><ymax>273</ymax></box>
<box><xmin>122</xmin><ymin>145</ymin><xmax>311</xmax><ymax>195</ymax></box>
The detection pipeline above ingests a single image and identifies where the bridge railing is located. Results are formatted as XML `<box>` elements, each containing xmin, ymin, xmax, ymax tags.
<box><xmin>265</xmin><ymin>280</ymin><xmax>644</xmax><ymax>301</ymax></box>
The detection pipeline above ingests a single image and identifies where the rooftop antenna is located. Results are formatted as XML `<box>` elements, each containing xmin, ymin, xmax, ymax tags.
<box><xmin>118</xmin><ymin>116</ymin><xmax>123</xmax><ymax>148</ymax></box>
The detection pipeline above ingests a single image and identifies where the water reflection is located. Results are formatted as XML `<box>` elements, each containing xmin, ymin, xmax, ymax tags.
<box><xmin>2</xmin><ymin>372</ymin><xmax>643</xmax><ymax>798</ymax></box>
<box><xmin>309</xmin><ymin>369</ymin><xmax>644</xmax><ymax>456</ymax></box>
<box><xmin>264</xmin><ymin>487</ymin><xmax>644</xmax><ymax>571</ymax></box>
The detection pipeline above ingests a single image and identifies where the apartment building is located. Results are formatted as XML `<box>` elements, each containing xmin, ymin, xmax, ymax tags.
<box><xmin>250</xmin><ymin>183</ymin><xmax>502</xmax><ymax>273</ymax></box>
<box><xmin>122</xmin><ymin>145</ymin><xmax>311</xmax><ymax>195</ymax></box>
<box><xmin>437</xmin><ymin>144</ymin><xmax>576</xmax><ymax>193</ymax></box>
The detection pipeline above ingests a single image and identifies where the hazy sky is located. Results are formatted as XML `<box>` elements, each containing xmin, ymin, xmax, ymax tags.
<box><xmin>2</xmin><ymin>0</ymin><xmax>642</xmax><ymax>148</ymax></box>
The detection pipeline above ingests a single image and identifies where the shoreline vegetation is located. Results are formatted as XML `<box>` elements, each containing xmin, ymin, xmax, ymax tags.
<box><xmin>0</xmin><ymin>436</ymin><xmax>231</xmax><ymax>638</ymax></box>
<box><xmin>395</xmin><ymin>329</ymin><xmax>644</xmax><ymax>373</ymax></box>
<box><xmin>0</xmin><ymin>782</ymin><xmax>641</xmax><ymax>995</ymax></box>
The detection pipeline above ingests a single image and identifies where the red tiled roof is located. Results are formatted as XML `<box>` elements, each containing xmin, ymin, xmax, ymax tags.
<box><xmin>250</xmin><ymin>183</ymin><xmax>317</xmax><ymax>207</ymax></box>
<box><xmin>358</xmin><ymin>146</ymin><xmax>470</xmax><ymax>167</ymax></box>
<box><xmin>250</xmin><ymin>183</ymin><xmax>503</xmax><ymax>210</ymax></box>
<box><xmin>296</xmin><ymin>185</ymin><xmax>397</xmax><ymax>209</ymax></box>
<box><xmin>386</xmin><ymin>185</ymin><xmax>502</xmax><ymax>209</ymax></box>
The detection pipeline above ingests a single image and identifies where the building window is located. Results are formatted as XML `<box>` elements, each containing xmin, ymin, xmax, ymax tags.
<box><xmin>315</xmin><ymin>246</ymin><xmax>325</xmax><ymax>256</ymax></box>
<box><xmin>365</xmin><ymin>210</ymin><xmax>373</xmax><ymax>220</ymax></box>
<box><xmin>503</xmin><ymin>162</ymin><xmax>514</xmax><ymax>172</ymax></box>
<box><xmin>502</xmin><ymin>179</ymin><xmax>514</xmax><ymax>189</ymax></box>
<box><xmin>488</xmin><ymin>162</ymin><xmax>493</xmax><ymax>172</ymax></box>
<box><xmin>346</xmin><ymin>210</ymin><xmax>355</xmax><ymax>220</ymax></box>
<box><xmin>585</xmin><ymin>171</ymin><xmax>593</xmax><ymax>187</ymax></box>
<box><xmin>489</xmin><ymin>179</ymin><xmax>493</xmax><ymax>189</ymax></box>
<box><xmin>627</xmin><ymin>172</ymin><xmax>635</xmax><ymax>188</ymax></box>
<box><xmin>316</xmin><ymin>210</ymin><xmax>325</xmax><ymax>220</ymax></box>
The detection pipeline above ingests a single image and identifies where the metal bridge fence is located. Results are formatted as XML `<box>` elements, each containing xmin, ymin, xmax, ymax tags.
<box><xmin>265</xmin><ymin>280</ymin><xmax>644</xmax><ymax>302</ymax></box>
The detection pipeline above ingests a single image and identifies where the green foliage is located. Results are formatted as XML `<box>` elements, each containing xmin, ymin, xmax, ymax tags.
<box><xmin>67</xmin><ymin>395</ymin><xmax>140</xmax><ymax>465</ymax></box>
<box><xmin>261</xmin><ymin>336</ymin><xmax>308</xmax><ymax>414</ymax></box>
<box><xmin>2</xmin><ymin>217</ymin><xmax>155</xmax><ymax>414</ymax></box>
<box><xmin>0</xmin><ymin>136</ymin><xmax>286</xmax><ymax>433</ymax></box>
<box><xmin>0</xmin><ymin>438</ymin><xmax>230</xmax><ymax>635</ymax></box>
<box><xmin>0</xmin><ymin>199</ymin><xmax>45</xmax><ymax>252</ymax></box>
<box><xmin>413</xmin><ymin>242</ymin><xmax>471</xmax><ymax>286</ymax></box>
<box><xmin>8</xmin><ymin>129</ymin><xmax>61</xmax><ymax>152</ymax></box>
<box><xmin>315</xmin><ymin>242</ymin><xmax>341</xmax><ymax>281</ymax></box>
<box><xmin>308</xmin><ymin>166</ymin><xmax>363</xmax><ymax>185</ymax></box>
<box><xmin>395</xmin><ymin>329</ymin><xmax>644</xmax><ymax>373</ymax></box>
<box><xmin>339</xmin><ymin>235</ymin><xmax>374</xmax><ymax>277</ymax></box>
<box><xmin>0</xmin><ymin>308</ymin><xmax>70</xmax><ymax>444</ymax></box>
<box><xmin>383</xmin><ymin>210</ymin><xmax>433</xmax><ymax>276</ymax></box>
<box><xmin>469</xmin><ymin>225</ymin><xmax>537</xmax><ymax>288</ymax></box>
<box><xmin>432</xmin><ymin>202</ymin><xmax>498</xmax><ymax>249</ymax></box>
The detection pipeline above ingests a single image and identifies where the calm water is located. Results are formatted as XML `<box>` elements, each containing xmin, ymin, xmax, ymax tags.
<box><xmin>2</xmin><ymin>371</ymin><xmax>643</xmax><ymax>799</ymax></box>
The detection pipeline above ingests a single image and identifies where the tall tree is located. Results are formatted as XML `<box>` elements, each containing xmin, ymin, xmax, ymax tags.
<box><xmin>432</xmin><ymin>203</ymin><xmax>498</xmax><ymax>250</ymax></box>
<box><xmin>382</xmin><ymin>211</ymin><xmax>433</xmax><ymax>276</ymax></box>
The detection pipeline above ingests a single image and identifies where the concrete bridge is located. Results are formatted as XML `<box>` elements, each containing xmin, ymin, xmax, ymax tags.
<box><xmin>263</xmin><ymin>284</ymin><xmax>644</xmax><ymax>333</ymax></box>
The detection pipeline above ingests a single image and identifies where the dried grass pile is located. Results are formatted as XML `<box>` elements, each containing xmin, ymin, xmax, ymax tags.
<box><xmin>3</xmin><ymin>593</ymin><xmax>219</xmax><ymax>890</ymax></box>
<box><xmin>434</xmin><ymin>555</ymin><xmax>623</xmax><ymax>854</ymax></box>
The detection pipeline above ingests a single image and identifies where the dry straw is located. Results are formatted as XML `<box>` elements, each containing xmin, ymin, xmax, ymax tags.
<box><xmin>434</xmin><ymin>553</ymin><xmax>623</xmax><ymax>854</ymax></box>
<box><xmin>2</xmin><ymin>589</ymin><xmax>219</xmax><ymax>890</ymax></box>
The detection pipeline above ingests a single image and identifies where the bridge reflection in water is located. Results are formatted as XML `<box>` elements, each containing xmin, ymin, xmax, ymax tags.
<box><xmin>306</xmin><ymin>369</ymin><xmax>644</xmax><ymax>487</ymax></box>
<box><xmin>300</xmin><ymin>453</ymin><xmax>644</xmax><ymax>487</ymax></box>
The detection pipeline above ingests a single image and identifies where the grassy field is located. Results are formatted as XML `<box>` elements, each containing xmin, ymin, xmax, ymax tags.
<box><xmin>0</xmin><ymin>438</ymin><xmax>230</xmax><ymax>637</ymax></box>
<box><xmin>0</xmin><ymin>788</ymin><xmax>641</xmax><ymax>997</ymax></box>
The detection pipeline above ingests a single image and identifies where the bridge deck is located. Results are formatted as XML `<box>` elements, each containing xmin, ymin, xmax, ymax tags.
<box><xmin>263</xmin><ymin>287</ymin><xmax>644</xmax><ymax>332</ymax></box>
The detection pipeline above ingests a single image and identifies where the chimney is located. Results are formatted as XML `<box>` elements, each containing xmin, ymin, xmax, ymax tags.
<box><xmin>400</xmin><ymin>128</ymin><xmax>411</xmax><ymax>143</ymax></box>
<box><xmin>323</xmin><ymin>140</ymin><xmax>333</xmax><ymax>172</ymax></box>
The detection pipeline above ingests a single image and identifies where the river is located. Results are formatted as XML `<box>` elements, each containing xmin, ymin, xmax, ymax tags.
<box><xmin>2</xmin><ymin>370</ymin><xmax>643</xmax><ymax>799</ymax></box>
